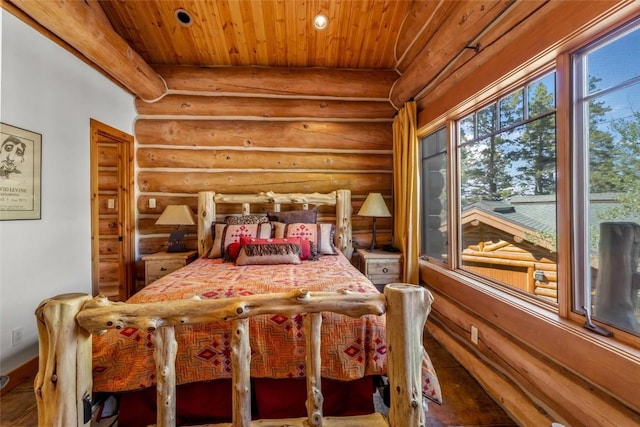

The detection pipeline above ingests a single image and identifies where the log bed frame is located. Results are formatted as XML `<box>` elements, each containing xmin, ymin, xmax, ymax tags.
<box><xmin>34</xmin><ymin>190</ymin><xmax>434</xmax><ymax>427</ymax></box>
<box><xmin>196</xmin><ymin>189</ymin><xmax>355</xmax><ymax>259</ymax></box>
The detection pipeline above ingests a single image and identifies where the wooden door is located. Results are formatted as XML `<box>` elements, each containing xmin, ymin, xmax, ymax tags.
<box><xmin>90</xmin><ymin>119</ymin><xmax>134</xmax><ymax>301</ymax></box>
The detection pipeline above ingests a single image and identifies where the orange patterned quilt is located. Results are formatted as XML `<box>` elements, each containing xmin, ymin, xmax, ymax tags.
<box><xmin>91</xmin><ymin>253</ymin><xmax>441</xmax><ymax>403</ymax></box>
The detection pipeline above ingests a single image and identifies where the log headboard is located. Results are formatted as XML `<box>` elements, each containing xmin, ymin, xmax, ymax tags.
<box><xmin>197</xmin><ymin>189</ymin><xmax>354</xmax><ymax>259</ymax></box>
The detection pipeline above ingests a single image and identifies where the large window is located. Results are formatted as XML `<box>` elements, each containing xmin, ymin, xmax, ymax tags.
<box><xmin>419</xmin><ymin>18</ymin><xmax>640</xmax><ymax>340</ymax></box>
<box><xmin>456</xmin><ymin>74</ymin><xmax>558</xmax><ymax>302</ymax></box>
<box><xmin>420</xmin><ymin>127</ymin><xmax>448</xmax><ymax>263</ymax></box>
<box><xmin>573</xmin><ymin>21</ymin><xmax>640</xmax><ymax>336</ymax></box>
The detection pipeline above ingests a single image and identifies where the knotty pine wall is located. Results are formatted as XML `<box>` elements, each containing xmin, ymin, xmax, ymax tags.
<box><xmin>135</xmin><ymin>66</ymin><xmax>398</xmax><ymax>257</ymax></box>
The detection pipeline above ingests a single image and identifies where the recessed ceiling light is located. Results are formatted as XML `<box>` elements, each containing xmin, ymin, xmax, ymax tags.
<box><xmin>175</xmin><ymin>8</ymin><xmax>193</xmax><ymax>27</ymax></box>
<box><xmin>313</xmin><ymin>14</ymin><xmax>328</xmax><ymax>30</ymax></box>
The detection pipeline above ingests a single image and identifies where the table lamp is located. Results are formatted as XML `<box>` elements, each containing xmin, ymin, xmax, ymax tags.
<box><xmin>357</xmin><ymin>193</ymin><xmax>391</xmax><ymax>251</ymax></box>
<box><xmin>155</xmin><ymin>205</ymin><xmax>196</xmax><ymax>252</ymax></box>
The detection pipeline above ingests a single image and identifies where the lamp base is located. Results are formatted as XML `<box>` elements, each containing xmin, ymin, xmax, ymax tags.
<box><xmin>367</xmin><ymin>218</ymin><xmax>378</xmax><ymax>252</ymax></box>
<box><xmin>166</xmin><ymin>230</ymin><xmax>189</xmax><ymax>253</ymax></box>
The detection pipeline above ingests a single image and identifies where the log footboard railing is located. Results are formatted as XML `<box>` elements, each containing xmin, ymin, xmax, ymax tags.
<box><xmin>34</xmin><ymin>284</ymin><xmax>433</xmax><ymax>427</ymax></box>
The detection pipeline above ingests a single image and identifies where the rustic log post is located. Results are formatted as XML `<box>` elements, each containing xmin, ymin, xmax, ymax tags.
<box><xmin>384</xmin><ymin>284</ymin><xmax>433</xmax><ymax>427</ymax></box>
<box><xmin>305</xmin><ymin>313</ymin><xmax>323</xmax><ymax>427</ymax></box>
<box><xmin>152</xmin><ymin>326</ymin><xmax>177</xmax><ymax>427</ymax></box>
<box><xmin>198</xmin><ymin>191</ymin><xmax>216</xmax><ymax>256</ymax></box>
<box><xmin>34</xmin><ymin>293</ymin><xmax>92</xmax><ymax>427</ymax></box>
<box><xmin>231</xmin><ymin>319</ymin><xmax>251</xmax><ymax>427</ymax></box>
<box><xmin>593</xmin><ymin>222</ymin><xmax>640</xmax><ymax>332</ymax></box>
<box><xmin>336</xmin><ymin>189</ymin><xmax>354</xmax><ymax>259</ymax></box>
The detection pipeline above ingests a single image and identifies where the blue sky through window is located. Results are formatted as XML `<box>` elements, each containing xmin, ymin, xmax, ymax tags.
<box><xmin>588</xmin><ymin>27</ymin><xmax>640</xmax><ymax>94</ymax></box>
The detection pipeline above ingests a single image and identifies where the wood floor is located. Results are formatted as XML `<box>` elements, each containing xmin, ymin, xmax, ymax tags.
<box><xmin>0</xmin><ymin>330</ymin><xmax>516</xmax><ymax>426</ymax></box>
<box><xmin>422</xmin><ymin>332</ymin><xmax>517</xmax><ymax>427</ymax></box>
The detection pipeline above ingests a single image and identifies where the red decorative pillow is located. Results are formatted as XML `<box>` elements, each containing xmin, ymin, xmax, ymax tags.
<box><xmin>225</xmin><ymin>242</ymin><xmax>242</xmax><ymax>261</ymax></box>
<box><xmin>298</xmin><ymin>238</ymin><xmax>313</xmax><ymax>260</ymax></box>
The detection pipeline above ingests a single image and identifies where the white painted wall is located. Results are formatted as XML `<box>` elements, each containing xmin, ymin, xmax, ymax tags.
<box><xmin>0</xmin><ymin>10</ymin><xmax>136</xmax><ymax>373</ymax></box>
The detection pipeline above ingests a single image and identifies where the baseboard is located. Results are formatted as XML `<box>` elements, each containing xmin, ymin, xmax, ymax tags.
<box><xmin>0</xmin><ymin>356</ymin><xmax>38</xmax><ymax>396</ymax></box>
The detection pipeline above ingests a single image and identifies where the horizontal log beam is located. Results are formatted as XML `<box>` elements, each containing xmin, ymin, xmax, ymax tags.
<box><xmin>9</xmin><ymin>0</ymin><xmax>166</xmax><ymax>101</ymax></box>
<box><xmin>136</xmin><ymin>232</ymin><xmax>392</xmax><ymax>256</ymax></box>
<box><xmin>77</xmin><ymin>290</ymin><xmax>386</xmax><ymax>333</ymax></box>
<box><xmin>411</xmin><ymin>0</ymin><xmax>548</xmax><ymax>99</ymax></box>
<box><xmin>429</xmin><ymin>293</ymin><xmax>640</xmax><ymax>426</ymax></box>
<box><xmin>135</xmin><ymin>120</ymin><xmax>392</xmax><ymax>151</ymax></box>
<box><xmin>417</xmin><ymin>0</ymin><xmax>636</xmax><ymax>126</ymax></box>
<box><xmin>461</xmin><ymin>250</ymin><xmax>556</xmax><ymax>266</ymax></box>
<box><xmin>426</xmin><ymin>319</ymin><xmax>554</xmax><ymax>426</ymax></box>
<box><xmin>535</xmin><ymin>288</ymin><xmax>557</xmax><ymax>298</ymax></box>
<box><xmin>138</xmin><ymin>236</ymin><xmax>198</xmax><ymax>255</ymax></box>
<box><xmin>137</xmin><ymin>171</ymin><xmax>392</xmax><ymax>194</ymax></box>
<box><xmin>136</xmin><ymin>148</ymin><xmax>392</xmax><ymax>171</ymax></box>
<box><xmin>137</xmin><ymin>195</ymin><xmax>361</xmax><ymax>216</ymax></box>
<box><xmin>390</xmin><ymin>0</ymin><xmax>513</xmax><ymax>107</ymax></box>
<box><xmin>421</xmin><ymin>266</ymin><xmax>640</xmax><ymax>413</ymax></box>
<box><xmin>395</xmin><ymin>1</ymin><xmax>459</xmax><ymax>73</ymax></box>
<box><xmin>135</xmin><ymin>95</ymin><xmax>395</xmax><ymax>119</ymax></box>
<box><xmin>136</xmin><ymin>216</ymin><xmax>392</xmax><ymax>235</ymax></box>
<box><xmin>154</xmin><ymin>65</ymin><xmax>398</xmax><ymax>99</ymax></box>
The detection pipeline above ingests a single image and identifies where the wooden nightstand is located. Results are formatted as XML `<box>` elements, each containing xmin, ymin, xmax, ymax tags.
<box><xmin>356</xmin><ymin>248</ymin><xmax>403</xmax><ymax>292</ymax></box>
<box><xmin>142</xmin><ymin>251</ymin><xmax>198</xmax><ymax>286</ymax></box>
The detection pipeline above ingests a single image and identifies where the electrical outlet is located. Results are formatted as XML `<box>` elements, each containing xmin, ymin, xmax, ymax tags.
<box><xmin>471</xmin><ymin>325</ymin><xmax>478</xmax><ymax>345</ymax></box>
<box><xmin>12</xmin><ymin>327</ymin><xmax>23</xmax><ymax>346</ymax></box>
<box><xmin>149</xmin><ymin>198</ymin><xmax>156</xmax><ymax>208</ymax></box>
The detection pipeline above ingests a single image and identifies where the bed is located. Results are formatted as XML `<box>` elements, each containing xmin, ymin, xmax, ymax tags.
<box><xmin>34</xmin><ymin>189</ymin><xmax>441</xmax><ymax>427</ymax></box>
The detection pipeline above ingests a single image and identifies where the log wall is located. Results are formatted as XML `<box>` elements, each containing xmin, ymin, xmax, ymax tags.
<box><xmin>135</xmin><ymin>66</ymin><xmax>398</xmax><ymax>257</ymax></box>
<box><xmin>417</xmin><ymin>2</ymin><xmax>640</xmax><ymax>426</ymax></box>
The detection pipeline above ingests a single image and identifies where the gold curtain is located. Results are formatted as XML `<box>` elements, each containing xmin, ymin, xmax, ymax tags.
<box><xmin>392</xmin><ymin>101</ymin><xmax>420</xmax><ymax>284</ymax></box>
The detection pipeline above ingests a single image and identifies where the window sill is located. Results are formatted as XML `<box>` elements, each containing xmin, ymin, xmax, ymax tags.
<box><xmin>420</xmin><ymin>259</ymin><xmax>640</xmax><ymax>412</ymax></box>
<box><xmin>419</xmin><ymin>259</ymin><xmax>640</xmax><ymax>362</ymax></box>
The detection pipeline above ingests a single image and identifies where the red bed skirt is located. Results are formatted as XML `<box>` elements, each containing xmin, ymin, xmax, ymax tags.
<box><xmin>117</xmin><ymin>376</ymin><xmax>376</xmax><ymax>426</ymax></box>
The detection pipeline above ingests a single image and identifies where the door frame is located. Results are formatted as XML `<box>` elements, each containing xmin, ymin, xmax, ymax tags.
<box><xmin>90</xmin><ymin>118</ymin><xmax>135</xmax><ymax>299</ymax></box>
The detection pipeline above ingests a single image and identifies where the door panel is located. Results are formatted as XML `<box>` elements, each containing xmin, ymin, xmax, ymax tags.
<box><xmin>91</xmin><ymin>119</ymin><xmax>134</xmax><ymax>301</ymax></box>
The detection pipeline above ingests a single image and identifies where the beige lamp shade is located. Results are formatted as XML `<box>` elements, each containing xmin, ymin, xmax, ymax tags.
<box><xmin>155</xmin><ymin>205</ymin><xmax>196</xmax><ymax>226</ymax></box>
<box><xmin>358</xmin><ymin>193</ymin><xmax>390</xmax><ymax>251</ymax></box>
<box><xmin>156</xmin><ymin>205</ymin><xmax>196</xmax><ymax>252</ymax></box>
<box><xmin>357</xmin><ymin>193</ymin><xmax>391</xmax><ymax>218</ymax></box>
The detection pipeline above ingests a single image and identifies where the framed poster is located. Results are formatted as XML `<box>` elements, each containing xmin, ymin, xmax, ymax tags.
<box><xmin>0</xmin><ymin>123</ymin><xmax>42</xmax><ymax>220</ymax></box>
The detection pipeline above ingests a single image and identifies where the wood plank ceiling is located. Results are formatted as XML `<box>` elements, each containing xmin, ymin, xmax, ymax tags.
<box><xmin>97</xmin><ymin>0</ymin><xmax>412</xmax><ymax>69</ymax></box>
<box><xmin>5</xmin><ymin>0</ymin><xmax>531</xmax><ymax>104</ymax></box>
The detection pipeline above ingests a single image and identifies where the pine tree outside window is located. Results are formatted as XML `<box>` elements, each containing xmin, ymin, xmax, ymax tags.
<box><xmin>455</xmin><ymin>73</ymin><xmax>558</xmax><ymax>302</ymax></box>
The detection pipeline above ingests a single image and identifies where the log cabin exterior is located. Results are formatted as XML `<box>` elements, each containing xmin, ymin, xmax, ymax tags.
<box><xmin>459</xmin><ymin>199</ymin><xmax>558</xmax><ymax>300</ymax></box>
<box><xmin>2</xmin><ymin>1</ymin><xmax>640</xmax><ymax>426</ymax></box>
